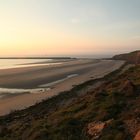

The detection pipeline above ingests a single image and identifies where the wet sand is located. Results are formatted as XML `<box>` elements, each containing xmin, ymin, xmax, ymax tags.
<box><xmin>0</xmin><ymin>59</ymin><xmax>124</xmax><ymax>116</ymax></box>
<box><xmin>0</xmin><ymin>59</ymin><xmax>100</xmax><ymax>88</ymax></box>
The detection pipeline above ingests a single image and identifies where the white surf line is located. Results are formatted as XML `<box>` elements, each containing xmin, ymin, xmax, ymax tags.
<box><xmin>17</xmin><ymin>62</ymin><xmax>62</xmax><ymax>67</ymax></box>
<box><xmin>0</xmin><ymin>87</ymin><xmax>50</xmax><ymax>98</ymax></box>
<box><xmin>39</xmin><ymin>74</ymin><xmax>79</xmax><ymax>88</ymax></box>
<box><xmin>0</xmin><ymin>62</ymin><xmax>62</xmax><ymax>70</ymax></box>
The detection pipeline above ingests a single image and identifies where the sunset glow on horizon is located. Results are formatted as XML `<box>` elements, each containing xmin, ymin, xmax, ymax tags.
<box><xmin>0</xmin><ymin>0</ymin><xmax>140</xmax><ymax>57</ymax></box>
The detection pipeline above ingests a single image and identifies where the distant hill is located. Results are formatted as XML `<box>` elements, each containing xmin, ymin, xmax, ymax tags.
<box><xmin>113</xmin><ymin>50</ymin><xmax>140</xmax><ymax>64</ymax></box>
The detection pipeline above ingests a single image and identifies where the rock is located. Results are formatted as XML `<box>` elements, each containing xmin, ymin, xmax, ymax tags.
<box><xmin>87</xmin><ymin>120</ymin><xmax>113</xmax><ymax>139</ymax></box>
<box><xmin>87</xmin><ymin>121</ymin><xmax>105</xmax><ymax>138</ymax></box>
<box><xmin>125</xmin><ymin>119</ymin><xmax>140</xmax><ymax>136</ymax></box>
<box><xmin>134</xmin><ymin>130</ymin><xmax>140</xmax><ymax>140</ymax></box>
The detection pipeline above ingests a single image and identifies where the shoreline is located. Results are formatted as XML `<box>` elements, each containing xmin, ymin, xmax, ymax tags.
<box><xmin>0</xmin><ymin>59</ymin><xmax>100</xmax><ymax>88</ymax></box>
<box><xmin>0</xmin><ymin>59</ymin><xmax>124</xmax><ymax>116</ymax></box>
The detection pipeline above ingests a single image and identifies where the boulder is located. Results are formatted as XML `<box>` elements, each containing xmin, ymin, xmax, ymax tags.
<box><xmin>134</xmin><ymin>130</ymin><xmax>140</xmax><ymax>140</ymax></box>
<box><xmin>87</xmin><ymin>120</ymin><xmax>112</xmax><ymax>139</ymax></box>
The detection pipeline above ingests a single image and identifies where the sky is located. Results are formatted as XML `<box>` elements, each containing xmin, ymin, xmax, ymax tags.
<box><xmin>0</xmin><ymin>0</ymin><xmax>140</xmax><ymax>57</ymax></box>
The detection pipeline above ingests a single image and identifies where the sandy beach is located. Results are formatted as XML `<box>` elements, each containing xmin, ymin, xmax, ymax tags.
<box><xmin>0</xmin><ymin>59</ymin><xmax>124</xmax><ymax>116</ymax></box>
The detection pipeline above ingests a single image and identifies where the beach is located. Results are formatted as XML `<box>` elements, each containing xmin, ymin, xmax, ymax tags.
<box><xmin>0</xmin><ymin>59</ymin><xmax>124</xmax><ymax>116</ymax></box>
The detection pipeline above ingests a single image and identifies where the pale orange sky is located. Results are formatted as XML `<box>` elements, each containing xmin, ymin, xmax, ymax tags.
<box><xmin>0</xmin><ymin>0</ymin><xmax>140</xmax><ymax>57</ymax></box>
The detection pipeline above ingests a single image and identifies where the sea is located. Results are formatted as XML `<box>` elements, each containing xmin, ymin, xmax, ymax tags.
<box><xmin>0</xmin><ymin>59</ymin><xmax>57</xmax><ymax>69</ymax></box>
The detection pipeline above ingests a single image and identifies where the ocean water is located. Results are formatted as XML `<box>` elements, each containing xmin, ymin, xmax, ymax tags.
<box><xmin>0</xmin><ymin>59</ymin><xmax>55</xmax><ymax>69</ymax></box>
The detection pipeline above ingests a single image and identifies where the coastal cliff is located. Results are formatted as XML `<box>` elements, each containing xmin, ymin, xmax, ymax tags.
<box><xmin>113</xmin><ymin>50</ymin><xmax>140</xmax><ymax>64</ymax></box>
